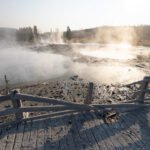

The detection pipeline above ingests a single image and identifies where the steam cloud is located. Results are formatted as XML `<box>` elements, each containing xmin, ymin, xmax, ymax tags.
<box><xmin>0</xmin><ymin>46</ymin><xmax>72</xmax><ymax>86</ymax></box>
<box><xmin>0</xmin><ymin>43</ymin><xmax>145</xmax><ymax>87</ymax></box>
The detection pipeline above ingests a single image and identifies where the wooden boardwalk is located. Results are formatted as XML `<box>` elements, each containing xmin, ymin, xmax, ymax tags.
<box><xmin>0</xmin><ymin>108</ymin><xmax>150</xmax><ymax>150</ymax></box>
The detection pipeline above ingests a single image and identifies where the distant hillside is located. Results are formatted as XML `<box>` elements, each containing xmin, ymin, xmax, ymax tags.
<box><xmin>0</xmin><ymin>27</ymin><xmax>17</xmax><ymax>42</ymax></box>
<box><xmin>63</xmin><ymin>26</ymin><xmax>150</xmax><ymax>46</ymax></box>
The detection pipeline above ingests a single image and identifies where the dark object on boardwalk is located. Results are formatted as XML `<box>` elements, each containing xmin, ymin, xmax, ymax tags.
<box><xmin>102</xmin><ymin>110</ymin><xmax>119</xmax><ymax>124</ymax></box>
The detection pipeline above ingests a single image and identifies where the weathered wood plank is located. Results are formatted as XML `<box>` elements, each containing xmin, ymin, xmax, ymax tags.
<box><xmin>50</xmin><ymin>117</ymin><xmax>60</xmax><ymax>150</ymax></box>
<box><xmin>130</xmin><ymin>112</ymin><xmax>150</xmax><ymax>148</ymax></box>
<box><xmin>43</xmin><ymin>119</ymin><xmax>51</xmax><ymax>150</ymax></box>
<box><xmin>79</xmin><ymin>113</ymin><xmax>100</xmax><ymax>150</ymax></box>
<box><xmin>91</xmin><ymin>112</ymin><xmax>119</xmax><ymax>150</ymax></box>
<box><xmin>0</xmin><ymin>128</ymin><xmax>8</xmax><ymax>150</ymax></box>
<box><xmin>21</xmin><ymin>121</ymin><xmax>32</xmax><ymax>150</ymax></box>
<box><xmin>118</xmin><ymin>113</ymin><xmax>141</xmax><ymax>149</ymax></box>
<box><xmin>70</xmin><ymin>114</ymin><xmax>83</xmax><ymax>150</ymax></box>
<box><xmin>16</xmin><ymin>93</ymin><xmax>97</xmax><ymax>111</ymax></box>
<box><xmin>27</xmin><ymin>121</ymin><xmax>38</xmax><ymax>150</ymax></box>
<box><xmin>93</xmin><ymin>112</ymin><xmax>117</xmax><ymax>149</ymax></box>
<box><xmin>0</xmin><ymin>95</ymin><xmax>11</xmax><ymax>102</ymax></box>
<box><xmin>115</xmin><ymin>113</ymin><xmax>139</xmax><ymax>149</ymax></box>
<box><xmin>5</xmin><ymin>126</ymin><xmax>17</xmax><ymax>150</ymax></box>
<box><xmin>15</xmin><ymin>105</ymin><xmax>81</xmax><ymax>112</ymax></box>
<box><xmin>0</xmin><ymin>108</ymin><xmax>19</xmax><ymax>116</ymax></box>
<box><xmin>23</xmin><ymin>110</ymin><xmax>79</xmax><ymax>122</ymax></box>
<box><xmin>77</xmin><ymin>113</ymin><xmax>100</xmax><ymax>150</ymax></box>
<box><xmin>85</xmin><ymin>112</ymin><xmax>114</xmax><ymax>150</ymax></box>
<box><xmin>13</xmin><ymin>123</ymin><xmax>25</xmax><ymax>150</ymax></box>
<box><xmin>0</xmin><ymin>106</ymin><xmax>73</xmax><ymax>116</ymax></box>
<box><xmin>99</xmin><ymin>112</ymin><xmax>133</xmax><ymax>149</ymax></box>
<box><xmin>86</xmin><ymin>112</ymin><xmax>109</xmax><ymax>149</ymax></box>
<box><xmin>62</xmin><ymin>115</ymin><xmax>76</xmax><ymax>150</ymax></box>
<box><xmin>58</xmin><ymin>116</ymin><xmax>68</xmax><ymax>150</ymax></box>
<box><xmin>131</xmin><ymin>110</ymin><xmax>150</xmax><ymax>149</ymax></box>
<box><xmin>93</xmin><ymin>103</ymin><xmax>150</xmax><ymax>109</ymax></box>
<box><xmin>36</xmin><ymin>120</ymin><xmax>45</xmax><ymax>150</ymax></box>
<box><xmin>73</xmin><ymin>114</ymin><xmax>93</xmax><ymax>150</ymax></box>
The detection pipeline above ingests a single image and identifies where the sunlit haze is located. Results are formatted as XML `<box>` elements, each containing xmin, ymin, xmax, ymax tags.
<box><xmin>80</xmin><ymin>43</ymin><xmax>135</xmax><ymax>60</ymax></box>
<box><xmin>0</xmin><ymin>0</ymin><xmax>150</xmax><ymax>31</ymax></box>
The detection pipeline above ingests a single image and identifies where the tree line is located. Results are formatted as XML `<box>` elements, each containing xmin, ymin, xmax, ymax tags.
<box><xmin>16</xmin><ymin>26</ymin><xmax>39</xmax><ymax>42</ymax></box>
<box><xmin>63</xmin><ymin>25</ymin><xmax>150</xmax><ymax>46</ymax></box>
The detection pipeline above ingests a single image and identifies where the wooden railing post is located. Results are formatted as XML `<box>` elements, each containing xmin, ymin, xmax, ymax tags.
<box><xmin>11</xmin><ymin>90</ymin><xmax>23</xmax><ymax>120</ymax></box>
<box><xmin>4</xmin><ymin>75</ymin><xmax>9</xmax><ymax>95</ymax></box>
<box><xmin>84</xmin><ymin>82</ymin><xmax>94</xmax><ymax>104</ymax></box>
<box><xmin>138</xmin><ymin>77</ymin><xmax>149</xmax><ymax>103</ymax></box>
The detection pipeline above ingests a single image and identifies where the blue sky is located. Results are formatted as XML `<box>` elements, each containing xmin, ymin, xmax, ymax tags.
<box><xmin>0</xmin><ymin>0</ymin><xmax>150</xmax><ymax>32</ymax></box>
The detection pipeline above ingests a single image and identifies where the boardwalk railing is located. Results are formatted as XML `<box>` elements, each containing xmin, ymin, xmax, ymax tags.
<box><xmin>0</xmin><ymin>76</ymin><xmax>150</xmax><ymax>123</ymax></box>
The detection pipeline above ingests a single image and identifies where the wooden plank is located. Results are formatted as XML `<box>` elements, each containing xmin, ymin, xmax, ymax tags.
<box><xmin>107</xmin><ymin>117</ymin><xmax>131</xmax><ymax>149</ymax></box>
<box><xmin>96</xmin><ymin>112</ymin><xmax>133</xmax><ymax>149</ymax></box>
<box><xmin>23</xmin><ymin>110</ymin><xmax>79</xmax><ymax>122</ymax></box>
<box><xmin>58</xmin><ymin>116</ymin><xmax>68</xmax><ymax>150</ymax></box>
<box><xmin>0</xmin><ymin>95</ymin><xmax>11</xmax><ymax>102</ymax></box>
<box><xmin>21</xmin><ymin>121</ymin><xmax>32</xmax><ymax>150</ymax></box>
<box><xmin>85</xmin><ymin>112</ymin><xmax>114</xmax><ymax>150</ymax></box>
<box><xmin>50</xmin><ymin>117</ymin><xmax>60</xmax><ymax>150</ymax></box>
<box><xmin>118</xmin><ymin>113</ymin><xmax>142</xmax><ymax>149</ymax></box>
<box><xmin>27</xmin><ymin>121</ymin><xmax>38</xmax><ymax>150</ymax></box>
<box><xmin>43</xmin><ymin>119</ymin><xmax>51</xmax><ymax>150</ymax></box>
<box><xmin>62</xmin><ymin>115</ymin><xmax>76</xmax><ymax>150</ymax></box>
<box><xmin>79</xmin><ymin>113</ymin><xmax>100</xmax><ymax>150</ymax></box>
<box><xmin>0</xmin><ymin>108</ymin><xmax>19</xmax><ymax>116</ymax></box>
<box><xmin>36</xmin><ymin>120</ymin><xmax>45</xmax><ymax>150</ymax></box>
<box><xmin>130</xmin><ymin>112</ymin><xmax>150</xmax><ymax>148</ymax></box>
<box><xmin>91</xmin><ymin>112</ymin><xmax>122</xmax><ymax>149</ymax></box>
<box><xmin>84</xmin><ymin>82</ymin><xmax>94</xmax><ymax>104</ymax></box>
<box><xmin>16</xmin><ymin>94</ymin><xmax>97</xmax><ymax>111</ymax></box>
<box><xmin>84</xmin><ymin>112</ymin><xmax>107</xmax><ymax>149</ymax></box>
<box><xmin>75</xmin><ymin>113</ymin><xmax>100</xmax><ymax>150</ymax></box>
<box><xmin>0</xmin><ymin>128</ymin><xmax>8</xmax><ymax>150</ymax></box>
<box><xmin>115</xmin><ymin>113</ymin><xmax>139</xmax><ymax>149</ymax></box>
<box><xmin>93</xmin><ymin>103</ymin><xmax>150</xmax><ymax>109</ymax></box>
<box><xmin>70</xmin><ymin>114</ymin><xmax>84</xmax><ymax>150</ymax></box>
<box><xmin>0</xmin><ymin>107</ymin><xmax>82</xmax><ymax>120</ymax></box>
<box><xmin>131</xmin><ymin>110</ymin><xmax>150</xmax><ymax>149</ymax></box>
<box><xmin>16</xmin><ymin>105</ymin><xmax>81</xmax><ymax>112</ymax></box>
<box><xmin>95</xmin><ymin>112</ymin><xmax>119</xmax><ymax>149</ymax></box>
<box><xmin>13</xmin><ymin>123</ymin><xmax>25</xmax><ymax>150</ymax></box>
<box><xmin>73</xmin><ymin>114</ymin><xmax>92</xmax><ymax>150</ymax></box>
<box><xmin>5</xmin><ymin>126</ymin><xmax>17</xmax><ymax>150</ymax></box>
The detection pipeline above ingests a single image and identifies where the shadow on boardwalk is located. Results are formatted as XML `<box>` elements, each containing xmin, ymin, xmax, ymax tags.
<box><xmin>0</xmin><ymin>108</ymin><xmax>150</xmax><ymax>150</ymax></box>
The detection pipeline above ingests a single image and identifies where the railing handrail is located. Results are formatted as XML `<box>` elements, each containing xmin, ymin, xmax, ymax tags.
<box><xmin>0</xmin><ymin>76</ymin><xmax>150</xmax><ymax>122</ymax></box>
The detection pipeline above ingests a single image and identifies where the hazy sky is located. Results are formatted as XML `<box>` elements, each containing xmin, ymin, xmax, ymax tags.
<box><xmin>0</xmin><ymin>0</ymin><xmax>150</xmax><ymax>32</ymax></box>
